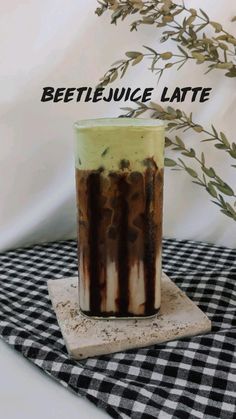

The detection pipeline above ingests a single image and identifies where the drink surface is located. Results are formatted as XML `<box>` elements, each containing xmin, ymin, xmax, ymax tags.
<box><xmin>75</xmin><ymin>120</ymin><xmax>164</xmax><ymax>318</ymax></box>
<box><xmin>74</xmin><ymin>120</ymin><xmax>164</xmax><ymax>171</ymax></box>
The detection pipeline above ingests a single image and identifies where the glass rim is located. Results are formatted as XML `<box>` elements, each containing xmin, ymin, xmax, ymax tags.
<box><xmin>74</xmin><ymin>118</ymin><xmax>165</xmax><ymax>129</ymax></box>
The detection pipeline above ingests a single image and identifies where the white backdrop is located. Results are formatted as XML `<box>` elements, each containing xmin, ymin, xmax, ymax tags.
<box><xmin>0</xmin><ymin>0</ymin><xmax>236</xmax><ymax>251</ymax></box>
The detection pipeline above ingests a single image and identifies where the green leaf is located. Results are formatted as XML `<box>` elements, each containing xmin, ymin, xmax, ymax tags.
<box><xmin>225</xmin><ymin>67</ymin><xmax>236</xmax><ymax>77</ymax></box>
<box><xmin>165</xmin><ymin>137</ymin><xmax>173</xmax><ymax>147</ymax></box>
<box><xmin>176</xmin><ymin>109</ymin><xmax>183</xmax><ymax>118</ymax></box>
<box><xmin>189</xmin><ymin>8</ymin><xmax>197</xmax><ymax>16</ymax></box>
<box><xmin>185</xmin><ymin>167</ymin><xmax>198</xmax><ymax>178</ymax></box>
<box><xmin>193</xmin><ymin>125</ymin><xmax>203</xmax><ymax>133</ymax></box>
<box><xmin>175</xmin><ymin>136</ymin><xmax>185</xmax><ymax>148</ymax></box>
<box><xmin>216</xmin><ymin>177</ymin><xmax>226</xmax><ymax>187</ymax></box>
<box><xmin>186</xmin><ymin>15</ymin><xmax>196</xmax><ymax>26</ymax></box>
<box><xmin>211</xmin><ymin>200</ymin><xmax>222</xmax><ymax>208</ymax></box>
<box><xmin>164</xmin><ymin>158</ymin><xmax>177</xmax><ymax>167</ymax></box>
<box><xmin>163</xmin><ymin>15</ymin><xmax>173</xmax><ymax>23</ymax></box>
<box><xmin>202</xmin><ymin>166</ymin><xmax>216</xmax><ymax>178</ymax></box>
<box><xmin>226</xmin><ymin>202</ymin><xmax>236</xmax><ymax>214</ymax></box>
<box><xmin>131</xmin><ymin>0</ymin><xmax>144</xmax><ymax>10</ymax></box>
<box><xmin>215</xmin><ymin>143</ymin><xmax>227</xmax><ymax>149</ymax></box>
<box><xmin>165</xmin><ymin>62</ymin><xmax>174</xmax><ymax>69</ymax></box>
<box><xmin>220</xmin><ymin>209</ymin><xmax>232</xmax><ymax>218</ymax></box>
<box><xmin>142</xmin><ymin>17</ymin><xmax>155</xmax><ymax>24</ymax></box>
<box><xmin>211</xmin><ymin>124</ymin><xmax>218</xmax><ymax>137</ymax></box>
<box><xmin>172</xmin><ymin>8</ymin><xmax>183</xmax><ymax>17</ymax></box>
<box><xmin>216</xmin><ymin>35</ymin><xmax>228</xmax><ymax>41</ymax></box>
<box><xmin>219</xmin><ymin>42</ymin><xmax>228</xmax><ymax>50</ymax></box>
<box><xmin>192</xmin><ymin>52</ymin><xmax>205</xmax><ymax>62</ymax></box>
<box><xmin>131</xmin><ymin>54</ymin><xmax>144</xmax><ymax>65</ymax></box>
<box><xmin>229</xmin><ymin>150</ymin><xmax>236</xmax><ymax>159</ymax></box>
<box><xmin>214</xmin><ymin>63</ymin><xmax>233</xmax><ymax>69</ymax></box>
<box><xmin>120</xmin><ymin>62</ymin><xmax>129</xmax><ymax>78</ymax></box>
<box><xmin>160</xmin><ymin>52</ymin><xmax>173</xmax><ymax>60</ymax></box>
<box><xmin>220</xmin><ymin>132</ymin><xmax>230</xmax><ymax>147</ymax></box>
<box><xmin>143</xmin><ymin>45</ymin><xmax>157</xmax><ymax>55</ymax></box>
<box><xmin>182</xmin><ymin>148</ymin><xmax>196</xmax><ymax>158</ymax></box>
<box><xmin>219</xmin><ymin>194</ymin><xmax>225</xmax><ymax>204</ymax></box>
<box><xmin>212</xmin><ymin>182</ymin><xmax>234</xmax><ymax>196</ymax></box>
<box><xmin>150</xmin><ymin>102</ymin><xmax>165</xmax><ymax>113</ymax></box>
<box><xmin>166</xmin><ymin>122</ymin><xmax>177</xmax><ymax>130</ymax></box>
<box><xmin>199</xmin><ymin>9</ymin><xmax>209</xmax><ymax>22</ymax></box>
<box><xmin>111</xmin><ymin>9</ymin><xmax>123</xmax><ymax>24</ymax></box>
<box><xmin>125</xmin><ymin>51</ymin><xmax>142</xmax><ymax>58</ymax></box>
<box><xmin>177</xmin><ymin>45</ymin><xmax>188</xmax><ymax>58</ymax></box>
<box><xmin>162</xmin><ymin>30</ymin><xmax>176</xmax><ymax>36</ymax></box>
<box><xmin>177</xmin><ymin>59</ymin><xmax>187</xmax><ymax>71</ymax></box>
<box><xmin>110</xmin><ymin>70</ymin><xmax>118</xmax><ymax>83</ymax></box>
<box><xmin>167</xmin><ymin>106</ymin><xmax>177</xmax><ymax>115</ymax></box>
<box><xmin>111</xmin><ymin>59</ymin><xmax>126</xmax><ymax>66</ymax></box>
<box><xmin>201</xmin><ymin>152</ymin><xmax>205</xmax><ymax>165</ymax></box>
<box><xmin>195</xmin><ymin>23</ymin><xmax>208</xmax><ymax>33</ymax></box>
<box><xmin>172</xmin><ymin>147</ymin><xmax>182</xmax><ymax>151</ymax></box>
<box><xmin>210</xmin><ymin>21</ymin><xmax>222</xmax><ymax>32</ymax></box>
<box><xmin>204</xmin><ymin>66</ymin><xmax>214</xmax><ymax>75</ymax></box>
<box><xmin>207</xmin><ymin>182</ymin><xmax>218</xmax><ymax>198</ymax></box>
<box><xmin>228</xmin><ymin>37</ymin><xmax>236</xmax><ymax>46</ymax></box>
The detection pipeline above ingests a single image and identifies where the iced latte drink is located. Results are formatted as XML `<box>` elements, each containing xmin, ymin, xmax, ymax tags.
<box><xmin>74</xmin><ymin>118</ymin><xmax>165</xmax><ymax>318</ymax></box>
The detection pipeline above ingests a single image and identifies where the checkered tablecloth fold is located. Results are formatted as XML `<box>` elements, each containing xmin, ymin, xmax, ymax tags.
<box><xmin>0</xmin><ymin>238</ymin><xmax>235</xmax><ymax>418</ymax></box>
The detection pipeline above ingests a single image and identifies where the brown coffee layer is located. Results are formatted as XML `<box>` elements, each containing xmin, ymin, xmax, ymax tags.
<box><xmin>75</xmin><ymin>162</ymin><xmax>163</xmax><ymax>317</ymax></box>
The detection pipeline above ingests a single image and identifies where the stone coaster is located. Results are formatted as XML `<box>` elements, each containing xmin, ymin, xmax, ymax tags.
<box><xmin>47</xmin><ymin>273</ymin><xmax>211</xmax><ymax>360</ymax></box>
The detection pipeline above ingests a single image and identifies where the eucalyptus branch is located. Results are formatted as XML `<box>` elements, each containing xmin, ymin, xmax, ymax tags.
<box><xmin>96</xmin><ymin>1</ymin><xmax>236</xmax><ymax>221</ymax></box>
<box><xmin>119</xmin><ymin>103</ymin><xmax>236</xmax><ymax>220</ymax></box>
<box><xmin>168</xmin><ymin>158</ymin><xmax>236</xmax><ymax>221</ymax></box>
<box><xmin>164</xmin><ymin>136</ymin><xmax>236</xmax><ymax>220</ymax></box>
<box><xmin>96</xmin><ymin>0</ymin><xmax>236</xmax><ymax>78</ymax></box>
<box><xmin>98</xmin><ymin>47</ymin><xmax>195</xmax><ymax>86</ymax></box>
<box><xmin>121</xmin><ymin>102</ymin><xmax>236</xmax><ymax>164</ymax></box>
<box><xmin>165</xmin><ymin>108</ymin><xmax>236</xmax><ymax>163</ymax></box>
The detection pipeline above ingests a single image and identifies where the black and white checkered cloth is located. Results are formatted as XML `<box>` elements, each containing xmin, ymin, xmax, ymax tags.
<box><xmin>0</xmin><ymin>238</ymin><xmax>235</xmax><ymax>418</ymax></box>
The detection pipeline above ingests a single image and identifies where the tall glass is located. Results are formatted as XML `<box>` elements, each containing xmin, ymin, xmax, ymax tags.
<box><xmin>74</xmin><ymin>118</ymin><xmax>165</xmax><ymax>318</ymax></box>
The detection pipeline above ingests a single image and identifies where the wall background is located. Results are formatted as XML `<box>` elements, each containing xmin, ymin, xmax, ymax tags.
<box><xmin>0</xmin><ymin>0</ymin><xmax>235</xmax><ymax>251</ymax></box>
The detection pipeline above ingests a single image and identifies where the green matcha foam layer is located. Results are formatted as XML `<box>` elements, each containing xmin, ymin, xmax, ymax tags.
<box><xmin>74</xmin><ymin>118</ymin><xmax>165</xmax><ymax>171</ymax></box>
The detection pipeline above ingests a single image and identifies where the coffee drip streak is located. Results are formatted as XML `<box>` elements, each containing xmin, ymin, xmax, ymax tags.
<box><xmin>86</xmin><ymin>172</ymin><xmax>102</xmax><ymax>315</ymax></box>
<box><xmin>116</xmin><ymin>175</ymin><xmax>130</xmax><ymax>315</ymax></box>
<box><xmin>143</xmin><ymin>168</ymin><xmax>157</xmax><ymax>315</ymax></box>
<box><xmin>85</xmin><ymin>171</ymin><xmax>131</xmax><ymax>316</ymax></box>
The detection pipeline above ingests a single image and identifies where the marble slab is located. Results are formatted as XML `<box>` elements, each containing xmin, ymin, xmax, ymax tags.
<box><xmin>47</xmin><ymin>273</ymin><xmax>211</xmax><ymax>360</ymax></box>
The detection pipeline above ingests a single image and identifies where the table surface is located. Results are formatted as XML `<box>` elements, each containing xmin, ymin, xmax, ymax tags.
<box><xmin>1</xmin><ymin>238</ymin><xmax>235</xmax><ymax>418</ymax></box>
<box><xmin>0</xmin><ymin>339</ymin><xmax>108</xmax><ymax>419</ymax></box>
